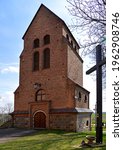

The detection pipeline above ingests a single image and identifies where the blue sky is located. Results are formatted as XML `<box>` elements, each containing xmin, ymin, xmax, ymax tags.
<box><xmin>0</xmin><ymin>0</ymin><xmax>105</xmax><ymax>111</ymax></box>
<box><xmin>0</xmin><ymin>0</ymin><xmax>70</xmax><ymax>107</ymax></box>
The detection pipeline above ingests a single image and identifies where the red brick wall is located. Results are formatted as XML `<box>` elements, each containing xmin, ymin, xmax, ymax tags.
<box><xmin>67</xmin><ymin>46</ymin><xmax>83</xmax><ymax>86</ymax></box>
<box><xmin>15</xmin><ymin>6</ymin><xmax>71</xmax><ymax>112</ymax></box>
<box><xmin>14</xmin><ymin>5</ymin><xmax>87</xmax><ymax>114</ymax></box>
<box><xmin>13</xmin><ymin>5</ymin><xmax>92</xmax><ymax>131</ymax></box>
<box><xmin>75</xmin><ymin>86</ymin><xmax>89</xmax><ymax>108</ymax></box>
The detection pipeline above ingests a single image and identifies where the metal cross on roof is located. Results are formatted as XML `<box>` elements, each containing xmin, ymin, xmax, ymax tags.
<box><xmin>86</xmin><ymin>45</ymin><xmax>106</xmax><ymax>144</ymax></box>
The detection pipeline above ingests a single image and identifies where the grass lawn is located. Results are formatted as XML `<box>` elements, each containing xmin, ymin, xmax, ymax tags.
<box><xmin>0</xmin><ymin>130</ymin><xmax>106</xmax><ymax>150</ymax></box>
<box><xmin>91</xmin><ymin>113</ymin><xmax>106</xmax><ymax>132</ymax></box>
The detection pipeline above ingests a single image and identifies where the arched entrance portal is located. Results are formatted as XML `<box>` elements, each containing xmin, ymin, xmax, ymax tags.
<box><xmin>34</xmin><ymin>111</ymin><xmax>46</xmax><ymax>128</ymax></box>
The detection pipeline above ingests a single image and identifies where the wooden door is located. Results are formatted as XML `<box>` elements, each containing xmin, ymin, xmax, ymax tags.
<box><xmin>34</xmin><ymin>112</ymin><xmax>46</xmax><ymax>128</ymax></box>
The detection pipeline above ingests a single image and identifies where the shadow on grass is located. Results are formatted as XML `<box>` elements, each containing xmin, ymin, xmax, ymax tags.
<box><xmin>0</xmin><ymin>129</ymin><xmax>106</xmax><ymax>150</ymax></box>
<box><xmin>32</xmin><ymin>129</ymin><xmax>96</xmax><ymax>136</ymax></box>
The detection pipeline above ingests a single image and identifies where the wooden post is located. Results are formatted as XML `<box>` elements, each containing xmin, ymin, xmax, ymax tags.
<box><xmin>96</xmin><ymin>45</ymin><xmax>102</xmax><ymax>143</ymax></box>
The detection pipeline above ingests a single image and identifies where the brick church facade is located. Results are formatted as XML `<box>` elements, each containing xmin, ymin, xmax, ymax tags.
<box><xmin>12</xmin><ymin>4</ymin><xmax>92</xmax><ymax>132</ymax></box>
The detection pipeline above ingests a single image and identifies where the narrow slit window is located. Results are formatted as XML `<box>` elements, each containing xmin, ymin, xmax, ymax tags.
<box><xmin>33</xmin><ymin>38</ymin><xmax>40</xmax><ymax>48</ymax></box>
<box><xmin>78</xmin><ymin>92</ymin><xmax>81</xmax><ymax>100</ymax></box>
<box><xmin>66</xmin><ymin>34</ymin><xmax>69</xmax><ymax>41</ymax></box>
<box><xmin>33</xmin><ymin>51</ymin><xmax>39</xmax><ymax>71</ymax></box>
<box><xmin>44</xmin><ymin>35</ymin><xmax>50</xmax><ymax>45</ymax></box>
<box><xmin>84</xmin><ymin>95</ymin><xmax>88</xmax><ymax>103</ymax></box>
<box><xmin>86</xmin><ymin>120</ymin><xmax>89</xmax><ymax>126</ymax></box>
<box><xmin>71</xmin><ymin>40</ymin><xmax>73</xmax><ymax>48</ymax></box>
<box><xmin>43</xmin><ymin>48</ymin><xmax>50</xmax><ymax>69</ymax></box>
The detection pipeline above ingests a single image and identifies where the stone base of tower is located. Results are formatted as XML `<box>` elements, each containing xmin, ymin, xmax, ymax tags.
<box><xmin>11</xmin><ymin>108</ymin><xmax>92</xmax><ymax>132</ymax></box>
<box><xmin>49</xmin><ymin>113</ymin><xmax>77</xmax><ymax>131</ymax></box>
<box><xmin>50</xmin><ymin>108</ymin><xmax>93</xmax><ymax>132</ymax></box>
<box><xmin>11</xmin><ymin>111</ymin><xmax>29</xmax><ymax>128</ymax></box>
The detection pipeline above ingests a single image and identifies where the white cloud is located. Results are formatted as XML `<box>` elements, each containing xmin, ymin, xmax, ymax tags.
<box><xmin>0</xmin><ymin>66</ymin><xmax>19</xmax><ymax>74</ymax></box>
<box><xmin>0</xmin><ymin>91</ymin><xmax>14</xmax><ymax>107</ymax></box>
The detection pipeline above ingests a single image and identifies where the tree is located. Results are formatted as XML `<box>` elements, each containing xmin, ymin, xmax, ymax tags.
<box><xmin>5</xmin><ymin>103</ymin><xmax>13</xmax><ymax>114</ymax></box>
<box><xmin>66</xmin><ymin>0</ymin><xmax>106</xmax><ymax>56</ymax></box>
<box><xmin>0</xmin><ymin>103</ymin><xmax>13</xmax><ymax>125</ymax></box>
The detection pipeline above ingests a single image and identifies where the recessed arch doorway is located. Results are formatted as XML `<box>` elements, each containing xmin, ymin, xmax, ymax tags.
<box><xmin>33</xmin><ymin>111</ymin><xmax>46</xmax><ymax>128</ymax></box>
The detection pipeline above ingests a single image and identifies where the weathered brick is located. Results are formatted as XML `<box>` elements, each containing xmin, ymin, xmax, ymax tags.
<box><xmin>12</xmin><ymin>4</ymin><xmax>92</xmax><ymax>132</ymax></box>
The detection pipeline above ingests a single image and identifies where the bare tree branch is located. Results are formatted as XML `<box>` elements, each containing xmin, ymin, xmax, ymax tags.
<box><xmin>66</xmin><ymin>0</ymin><xmax>106</xmax><ymax>55</ymax></box>
<box><xmin>66</xmin><ymin>0</ymin><xmax>106</xmax><ymax>88</ymax></box>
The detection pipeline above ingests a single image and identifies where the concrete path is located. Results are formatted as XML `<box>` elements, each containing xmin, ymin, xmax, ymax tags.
<box><xmin>0</xmin><ymin>128</ymin><xmax>37</xmax><ymax>143</ymax></box>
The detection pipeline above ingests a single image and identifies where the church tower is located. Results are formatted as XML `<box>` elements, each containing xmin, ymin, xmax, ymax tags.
<box><xmin>12</xmin><ymin>4</ymin><xmax>92</xmax><ymax>131</ymax></box>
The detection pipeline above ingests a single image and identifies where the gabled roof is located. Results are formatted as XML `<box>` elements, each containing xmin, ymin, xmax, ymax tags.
<box><xmin>22</xmin><ymin>4</ymin><xmax>80</xmax><ymax>48</ymax></box>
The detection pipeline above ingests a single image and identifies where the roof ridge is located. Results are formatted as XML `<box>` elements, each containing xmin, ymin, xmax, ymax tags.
<box><xmin>22</xmin><ymin>4</ymin><xmax>80</xmax><ymax>47</ymax></box>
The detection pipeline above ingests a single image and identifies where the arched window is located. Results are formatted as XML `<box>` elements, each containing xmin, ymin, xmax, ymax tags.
<box><xmin>74</xmin><ymin>45</ymin><xmax>77</xmax><ymax>51</ymax></box>
<box><xmin>86</xmin><ymin>120</ymin><xmax>89</xmax><ymax>126</ymax></box>
<box><xmin>33</xmin><ymin>38</ymin><xmax>40</xmax><ymax>48</ymax></box>
<box><xmin>66</xmin><ymin>34</ymin><xmax>69</xmax><ymax>41</ymax></box>
<box><xmin>78</xmin><ymin>92</ymin><xmax>81</xmax><ymax>100</ymax></box>
<box><xmin>84</xmin><ymin>95</ymin><xmax>87</xmax><ymax>103</ymax></box>
<box><xmin>44</xmin><ymin>35</ymin><xmax>50</xmax><ymax>45</ymax></box>
<box><xmin>71</xmin><ymin>40</ymin><xmax>73</xmax><ymax>48</ymax></box>
<box><xmin>33</xmin><ymin>51</ymin><xmax>39</xmax><ymax>71</ymax></box>
<box><xmin>43</xmin><ymin>48</ymin><xmax>50</xmax><ymax>69</ymax></box>
<box><xmin>35</xmin><ymin>89</ymin><xmax>45</xmax><ymax>101</ymax></box>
